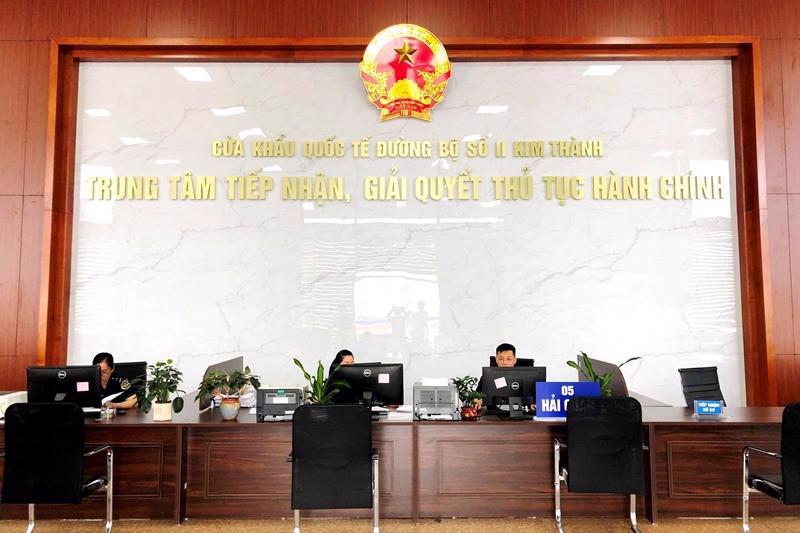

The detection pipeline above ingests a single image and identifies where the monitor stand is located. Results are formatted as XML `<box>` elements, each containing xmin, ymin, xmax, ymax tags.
<box><xmin>362</xmin><ymin>392</ymin><xmax>387</xmax><ymax>418</ymax></box>
<box><xmin>509</xmin><ymin>396</ymin><xmax>530</xmax><ymax>420</ymax></box>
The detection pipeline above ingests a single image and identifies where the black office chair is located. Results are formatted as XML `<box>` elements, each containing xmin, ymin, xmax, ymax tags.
<box><xmin>489</xmin><ymin>356</ymin><xmax>534</xmax><ymax>367</ymax></box>
<box><xmin>289</xmin><ymin>404</ymin><xmax>378</xmax><ymax>533</ymax></box>
<box><xmin>678</xmin><ymin>366</ymin><xmax>726</xmax><ymax>406</ymax></box>
<box><xmin>554</xmin><ymin>397</ymin><xmax>645</xmax><ymax>533</ymax></box>
<box><xmin>742</xmin><ymin>403</ymin><xmax>800</xmax><ymax>532</ymax></box>
<box><xmin>1</xmin><ymin>403</ymin><xmax>113</xmax><ymax>533</ymax></box>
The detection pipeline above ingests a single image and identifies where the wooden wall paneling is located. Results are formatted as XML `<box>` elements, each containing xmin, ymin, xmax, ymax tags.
<box><xmin>489</xmin><ymin>0</ymin><xmax>565</xmax><ymax>38</ymax></box>
<box><xmin>0</xmin><ymin>0</ymin><xmax>31</xmax><ymax>40</ymax></box>
<box><xmin>731</xmin><ymin>44</ymin><xmax>778</xmax><ymax>405</ymax></box>
<box><xmin>784</xmin><ymin>39</ymin><xmax>800</xmax><ymax>193</ymax></box>
<box><xmin>491</xmin><ymin>0</ymin><xmax>664</xmax><ymax>38</ymax></box>
<box><xmin>1</xmin><ymin>352</ymin><xmax>34</xmax><ymax>391</ymax></box>
<box><xmin>782</xmin><ymin>0</ymin><xmax>800</xmax><ymax>39</ymax></box>
<box><xmin>16</xmin><ymin>196</ymin><xmax>43</xmax><ymax>364</ymax></box>
<box><xmin>776</xmin><ymin>353</ymin><xmax>798</xmax><ymax>404</ymax></box>
<box><xmin>39</xmin><ymin>46</ymin><xmax>79</xmax><ymax>363</ymax></box>
<box><xmin>0</xmin><ymin>358</ymin><xmax>14</xmax><ymax>390</ymax></box>
<box><xmin>761</xmin><ymin>40</ymin><xmax>787</xmax><ymax>194</ymax></box>
<box><xmin>751</xmin><ymin>0</ymin><xmax>784</xmax><ymax>39</ymax></box>
<box><xmin>766</xmin><ymin>194</ymin><xmax>794</xmax><ymax>355</ymax></box>
<box><xmin>664</xmin><ymin>0</ymin><xmax>752</xmax><ymax>36</ymax></box>
<box><xmin>24</xmin><ymin>41</ymin><xmax>50</xmax><ymax>196</ymax></box>
<box><xmin>30</xmin><ymin>0</ymin><xmax>147</xmax><ymax>39</ymax></box>
<box><xmin>0</xmin><ymin>42</ymin><xmax>30</xmax><ymax>195</ymax></box>
<box><xmin>407</xmin><ymin>0</ymin><xmax>491</xmax><ymax>37</ymax></box>
<box><xmin>0</xmin><ymin>196</ymin><xmax>23</xmax><ymax>357</ymax></box>
<box><xmin>571</xmin><ymin>0</ymin><xmax>664</xmax><ymax>37</ymax></box>
<box><xmin>234</xmin><ymin>0</ymin><xmax>407</xmax><ymax>38</ymax></box>
<box><xmin>146</xmin><ymin>0</ymin><xmax>235</xmax><ymax>38</ymax></box>
<box><xmin>788</xmin><ymin>194</ymin><xmax>800</xmax><ymax>354</ymax></box>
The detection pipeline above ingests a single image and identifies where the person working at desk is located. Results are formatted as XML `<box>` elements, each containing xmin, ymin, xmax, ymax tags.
<box><xmin>328</xmin><ymin>349</ymin><xmax>355</xmax><ymax>375</ymax></box>
<box><xmin>93</xmin><ymin>352</ymin><xmax>138</xmax><ymax>409</ymax></box>
<box><xmin>494</xmin><ymin>343</ymin><xmax>517</xmax><ymax>368</ymax></box>
<box><xmin>329</xmin><ymin>349</ymin><xmax>356</xmax><ymax>404</ymax></box>
<box><xmin>478</xmin><ymin>342</ymin><xmax>535</xmax><ymax>413</ymax></box>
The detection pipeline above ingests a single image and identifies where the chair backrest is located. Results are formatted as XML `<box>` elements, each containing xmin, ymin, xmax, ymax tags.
<box><xmin>2</xmin><ymin>403</ymin><xmax>86</xmax><ymax>504</ymax></box>
<box><xmin>566</xmin><ymin>396</ymin><xmax>645</xmax><ymax>495</ymax></box>
<box><xmin>112</xmin><ymin>361</ymin><xmax>147</xmax><ymax>383</ymax></box>
<box><xmin>112</xmin><ymin>361</ymin><xmax>147</xmax><ymax>398</ymax></box>
<box><xmin>781</xmin><ymin>403</ymin><xmax>800</xmax><ymax>504</ymax></box>
<box><xmin>678</xmin><ymin>366</ymin><xmax>725</xmax><ymax>406</ymax></box>
<box><xmin>489</xmin><ymin>356</ymin><xmax>534</xmax><ymax>367</ymax></box>
<box><xmin>291</xmin><ymin>404</ymin><xmax>373</xmax><ymax>510</ymax></box>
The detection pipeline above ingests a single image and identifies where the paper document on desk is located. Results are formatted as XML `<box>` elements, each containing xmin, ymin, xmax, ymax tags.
<box><xmin>101</xmin><ymin>392</ymin><xmax>123</xmax><ymax>405</ymax></box>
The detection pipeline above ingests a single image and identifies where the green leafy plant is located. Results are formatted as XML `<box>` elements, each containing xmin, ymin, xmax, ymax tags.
<box><xmin>195</xmin><ymin>366</ymin><xmax>261</xmax><ymax>401</ymax></box>
<box><xmin>566</xmin><ymin>351</ymin><xmax>641</xmax><ymax>397</ymax></box>
<box><xmin>133</xmin><ymin>359</ymin><xmax>185</xmax><ymax>414</ymax></box>
<box><xmin>451</xmin><ymin>376</ymin><xmax>485</xmax><ymax>406</ymax></box>
<box><xmin>293</xmin><ymin>358</ymin><xmax>350</xmax><ymax>405</ymax></box>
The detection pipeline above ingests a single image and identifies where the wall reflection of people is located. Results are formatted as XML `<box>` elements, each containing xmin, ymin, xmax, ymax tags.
<box><xmin>386</xmin><ymin>305</ymin><xmax>409</xmax><ymax>354</ymax></box>
<box><xmin>409</xmin><ymin>300</ymin><xmax>429</xmax><ymax>346</ymax></box>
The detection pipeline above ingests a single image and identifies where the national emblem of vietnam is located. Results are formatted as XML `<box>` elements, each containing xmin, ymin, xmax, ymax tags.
<box><xmin>360</xmin><ymin>24</ymin><xmax>451</xmax><ymax>122</ymax></box>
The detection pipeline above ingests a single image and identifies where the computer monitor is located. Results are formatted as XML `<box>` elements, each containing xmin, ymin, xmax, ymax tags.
<box><xmin>198</xmin><ymin>356</ymin><xmax>244</xmax><ymax>410</ymax></box>
<box><xmin>27</xmin><ymin>365</ymin><xmax>103</xmax><ymax>408</ymax></box>
<box><xmin>333</xmin><ymin>363</ymin><xmax>403</xmax><ymax>407</ymax></box>
<box><xmin>577</xmin><ymin>356</ymin><xmax>629</xmax><ymax>397</ymax></box>
<box><xmin>481</xmin><ymin>366</ymin><xmax>547</xmax><ymax>419</ymax></box>
<box><xmin>489</xmin><ymin>356</ymin><xmax>534</xmax><ymax>367</ymax></box>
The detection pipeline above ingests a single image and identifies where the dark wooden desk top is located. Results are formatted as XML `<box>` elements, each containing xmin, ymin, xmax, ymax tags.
<box><xmin>1</xmin><ymin>390</ymin><xmax>785</xmax><ymax>428</ymax></box>
<box><xmin>641</xmin><ymin>406</ymin><xmax>784</xmax><ymax>425</ymax></box>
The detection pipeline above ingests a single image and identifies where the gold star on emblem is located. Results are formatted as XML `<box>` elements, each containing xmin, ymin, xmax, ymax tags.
<box><xmin>394</xmin><ymin>41</ymin><xmax>417</xmax><ymax>65</ymax></box>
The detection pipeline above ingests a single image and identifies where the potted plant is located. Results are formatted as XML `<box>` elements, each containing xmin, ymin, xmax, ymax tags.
<box><xmin>293</xmin><ymin>358</ymin><xmax>349</xmax><ymax>405</ymax></box>
<box><xmin>134</xmin><ymin>359</ymin><xmax>185</xmax><ymax>421</ymax></box>
<box><xmin>196</xmin><ymin>366</ymin><xmax>261</xmax><ymax>420</ymax></box>
<box><xmin>451</xmin><ymin>376</ymin><xmax>485</xmax><ymax>421</ymax></box>
<box><xmin>566</xmin><ymin>351</ymin><xmax>641</xmax><ymax>397</ymax></box>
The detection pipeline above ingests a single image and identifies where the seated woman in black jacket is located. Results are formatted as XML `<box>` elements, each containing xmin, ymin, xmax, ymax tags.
<box><xmin>329</xmin><ymin>349</ymin><xmax>356</xmax><ymax>403</ymax></box>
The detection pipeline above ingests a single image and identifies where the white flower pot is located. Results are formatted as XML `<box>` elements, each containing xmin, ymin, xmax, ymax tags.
<box><xmin>153</xmin><ymin>402</ymin><xmax>172</xmax><ymax>421</ymax></box>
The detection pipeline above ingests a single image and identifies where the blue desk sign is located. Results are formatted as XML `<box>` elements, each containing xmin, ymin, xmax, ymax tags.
<box><xmin>693</xmin><ymin>399</ymin><xmax>724</xmax><ymax>417</ymax></box>
<box><xmin>534</xmin><ymin>382</ymin><xmax>601</xmax><ymax>421</ymax></box>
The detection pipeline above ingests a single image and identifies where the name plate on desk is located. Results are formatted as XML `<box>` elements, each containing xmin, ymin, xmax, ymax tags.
<box><xmin>535</xmin><ymin>382</ymin><xmax>601</xmax><ymax>420</ymax></box>
<box><xmin>694</xmin><ymin>399</ymin><xmax>724</xmax><ymax>417</ymax></box>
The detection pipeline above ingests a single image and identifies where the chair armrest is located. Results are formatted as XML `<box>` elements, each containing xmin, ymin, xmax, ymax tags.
<box><xmin>744</xmin><ymin>446</ymin><xmax>781</xmax><ymax>459</ymax></box>
<box><xmin>286</xmin><ymin>452</ymin><xmax>293</xmax><ymax>463</ymax></box>
<box><xmin>642</xmin><ymin>444</ymin><xmax>650</xmax><ymax>451</ymax></box>
<box><xmin>554</xmin><ymin>438</ymin><xmax>567</xmax><ymax>448</ymax></box>
<box><xmin>84</xmin><ymin>445</ymin><xmax>112</xmax><ymax>457</ymax></box>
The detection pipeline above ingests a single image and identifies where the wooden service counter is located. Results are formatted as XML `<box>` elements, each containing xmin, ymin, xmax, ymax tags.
<box><xmin>0</xmin><ymin>405</ymin><xmax>792</xmax><ymax>524</ymax></box>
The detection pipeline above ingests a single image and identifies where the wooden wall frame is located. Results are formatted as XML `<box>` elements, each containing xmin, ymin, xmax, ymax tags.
<box><xmin>38</xmin><ymin>36</ymin><xmax>777</xmax><ymax>405</ymax></box>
